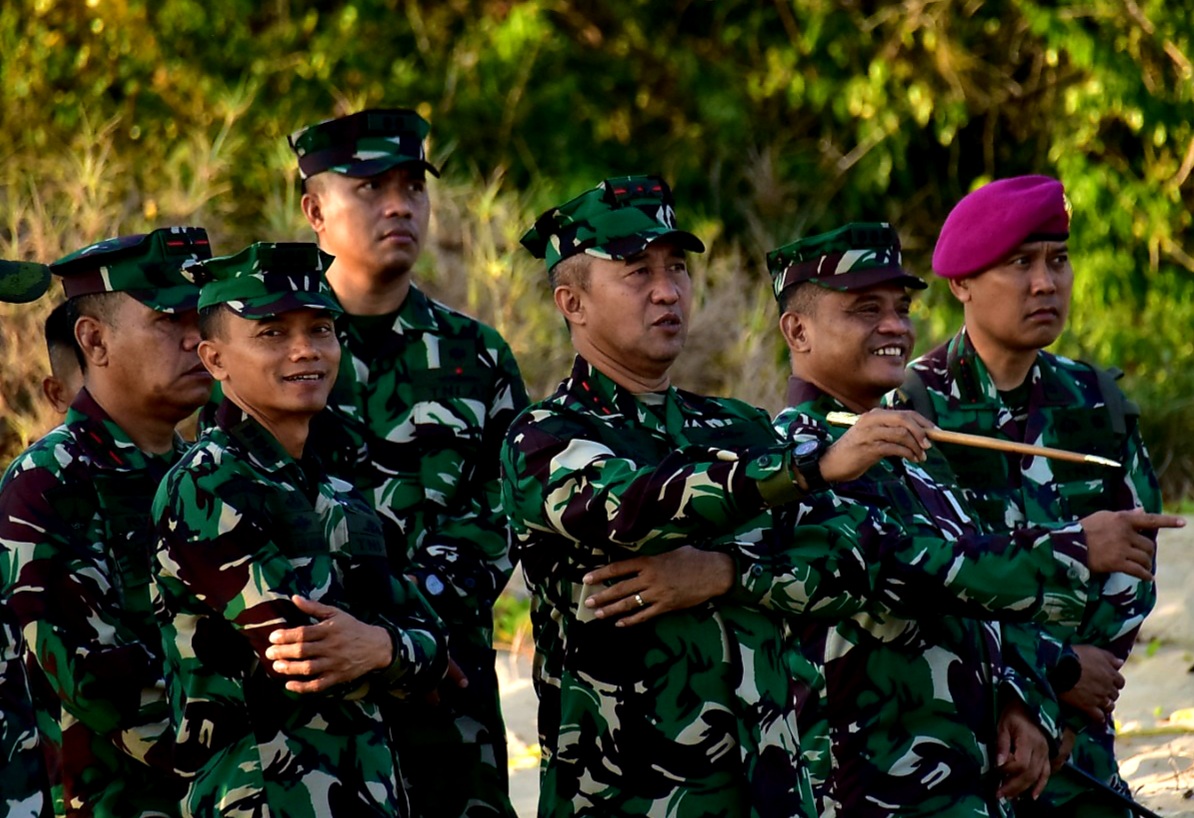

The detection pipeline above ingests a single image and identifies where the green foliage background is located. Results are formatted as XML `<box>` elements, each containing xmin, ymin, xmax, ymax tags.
<box><xmin>1</xmin><ymin>0</ymin><xmax>1191</xmax><ymax>496</ymax></box>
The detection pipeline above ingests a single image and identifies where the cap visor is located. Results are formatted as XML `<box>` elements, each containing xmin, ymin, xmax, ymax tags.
<box><xmin>813</xmin><ymin>266</ymin><xmax>927</xmax><ymax>292</ymax></box>
<box><xmin>335</xmin><ymin>156</ymin><xmax>441</xmax><ymax>179</ymax></box>
<box><xmin>0</xmin><ymin>261</ymin><xmax>52</xmax><ymax>304</ymax></box>
<box><xmin>127</xmin><ymin>285</ymin><xmax>201</xmax><ymax>313</ymax></box>
<box><xmin>226</xmin><ymin>291</ymin><xmax>344</xmax><ymax>320</ymax></box>
<box><xmin>590</xmin><ymin>228</ymin><xmax>706</xmax><ymax>260</ymax></box>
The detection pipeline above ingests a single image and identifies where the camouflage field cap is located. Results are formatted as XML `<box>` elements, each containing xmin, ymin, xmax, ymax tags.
<box><xmin>288</xmin><ymin>108</ymin><xmax>440</xmax><ymax>180</ymax></box>
<box><xmin>0</xmin><ymin>259</ymin><xmax>52</xmax><ymax>304</ymax></box>
<box><xmin>768</xmin><ymin>222</ymin><xmax>926</xmax><ymax>301</ymax></box>
<box><xmin>193</xmin><ymin>242</ymin><xmax>342</xmax><ymax>319</ymax></box>
<box><xmin>51</xmin><ymin>227</ymin><xmax>210</xmax><ymax>312</ymax></box>
<box><xmin>520</xmin><ymin>174</ymin><xmax>706</xmax><ymax>272</ymax></box>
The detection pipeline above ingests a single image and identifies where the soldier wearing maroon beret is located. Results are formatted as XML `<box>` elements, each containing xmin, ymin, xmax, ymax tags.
<box><xmin>902</xmin><ymin>176</ymin><xmax>1171</xmax><ymax>817</ymax></box>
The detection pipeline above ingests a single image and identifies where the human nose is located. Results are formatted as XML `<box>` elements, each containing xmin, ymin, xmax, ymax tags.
<box><xmin>1028</xmin><ymin>259</ymin><xmax>1058</xmax><ymax>294</ymax></box>
<box><xmin>650</xmin><ymin>271</ymin><xmax>681</xmax><ymax>304</ymax></box>
<box><xmin>179</xmin><ymin>314</ymin><xmax>202</xmax><ymax>352</ymax></box>
<box><xmin>382</xmin><ymin>185</ymin><xmax>414</xmax><ymax>218</ymax></box>
<box><xmin>290</xmin><ymin>333</ymin><xmax>320</xmax><ymax>360</ymax></box>
<box><xmin>877</xmin><ymin>309</ymin><xmax>912</xmax><ymax>336</ymax></box>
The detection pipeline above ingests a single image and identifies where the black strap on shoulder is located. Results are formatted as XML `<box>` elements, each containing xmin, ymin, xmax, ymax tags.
<box><xmin>899</xmin><ymin>368</ymin><xmax>937</xmax><ymax>424</ymax></box>
<box><xmin>1091</xmin><ymin>365</ymin><xmax>1139</xmax><ymax>440</ymax></box>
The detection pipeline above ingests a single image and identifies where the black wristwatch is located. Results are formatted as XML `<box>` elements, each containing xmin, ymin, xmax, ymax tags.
<box><xmin>792</xmin><ymin>439</ymin><xmax>830</xmax><ymax>493</ymax></box>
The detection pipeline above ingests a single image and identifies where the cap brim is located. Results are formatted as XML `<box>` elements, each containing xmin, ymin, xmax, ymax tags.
<box><xmin>225</xmin><ymin>291</ymin><xmax>344</xmax><ymax>320</ymax></box>
<box><xmin>587</xmin><ymin>228</ymin><xmax>706</xmax><ymax>260</ymax></box>
<box><xmin>332</xmin><ymin>156</ymin><xmax>441</xmax><ymax>179</ymax></box>
<box><xmin>127</xmin><ymin>285</ymin><xmax>201</xmax><ymax>313</ymax></box>
<box><xmin>811</xmin><ymin>266</ymin><xmax>927</xmax><ymax>292</ymax></box>
<box><xmin>0</xmin><ymin>261</ymin><xmax>52</xmax><ymax>304</ymax></box>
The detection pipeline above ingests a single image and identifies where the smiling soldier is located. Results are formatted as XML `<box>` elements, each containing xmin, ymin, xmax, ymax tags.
<box><xmin>152</xmin><ymin>242</ymin><xmax>447</xmax><ymax>816</ymax></box>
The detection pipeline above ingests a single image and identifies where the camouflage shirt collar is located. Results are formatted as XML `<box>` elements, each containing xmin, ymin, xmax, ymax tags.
<box><xmin>784</xmin><ymin>375</ymin><xmax>832</xmax><ymax>410</ymax></box>
<box><xmin>947</xmin><ymin>328</ymin><xmax>1071</xmax><ymax>407</ymax></box>
<box><xmin>337</xmin><ymin>284</ymin><xmax>437</xmax><ymax>350</ymax></box>
<box><xmin>213</xmin><ymin>398</ymin><xmax>307</xmax><ymax>475</ymax></box>
<box><xmin>65</xmin><ymin>388</ymin><xmax>184</xmax><ymax>473</ymax></box>
<box><xmin>567</xmin><ymin>355</ymin><xmax>688</xmax><ymax>434</ymax></box>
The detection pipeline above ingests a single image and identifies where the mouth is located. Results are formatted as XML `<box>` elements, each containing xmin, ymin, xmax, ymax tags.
<box><xmin>870</xmin><ymin>344</ymin><xmax>907</xmax><ymax>360</ymax></box>
<box><xmin>379</xmin><ymin>227</ymin><xmax>416</xmax><ymax>243</ymax></box>
<box><xmin>1027</xmin><ymin>307</ymin><xmax>1060</xmax><ymax>320</ymax></box>
<box><xmin>184</xmin><ymin>364</ymin><xmax>212</xmax><ymax>378</ymax></box>
<box><xmin>282</xmin><ymin>372</ymin><xmax>326</xmax><ymax>383</ymax></box>
<box><xmin>652</xmin><ymin>314</ymin><xmax>683</xmax><ymax>329</ymax></box>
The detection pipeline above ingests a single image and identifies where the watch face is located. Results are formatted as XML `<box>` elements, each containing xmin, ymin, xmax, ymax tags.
<box><xmin>794</xmin><ymin>439</ymin><xmax>820</xmax><ymax>457</ymax></box>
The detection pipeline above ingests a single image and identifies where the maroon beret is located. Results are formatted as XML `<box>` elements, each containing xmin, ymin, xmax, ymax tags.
<box><xmin>932</xmin><ymin>175</ymin><xmax>1070</xmax><ymax>279</ymax></box>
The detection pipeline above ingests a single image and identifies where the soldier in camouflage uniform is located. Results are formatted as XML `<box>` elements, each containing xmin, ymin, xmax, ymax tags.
<box><xmin>904</xmin><ymin>176</ymin><xmax>1174</xmax><ymax>817</ymax></box>
<box><xmin>0</xmin><ymin>259</ymin><xmax>54</xmax><ymax>818</ymax></box>
<box><xmin>501</xmin><ymin>176</ymin><xmax>926</xmax><ymax>817</ymax></box>
<box><xmin>289</xmin><ymin>108</ymin><xmax>526</xmax><ymax>818</ymax></box>
<box><xmin>0</xmin><ymin>229</ymin><xmax>216</xmax><ymax>817</ymax></box>
<box><xmin>762</xmin><ymin>222</ymin><xmax>1176</xmax><ymax>817</ymax></box>
<box><xmin>151</xmin><ymin>242</ymin><xmax>448</xmax><ymax>817</ymax></box>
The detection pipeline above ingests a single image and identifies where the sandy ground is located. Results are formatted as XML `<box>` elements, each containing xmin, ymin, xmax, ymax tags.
<box><xmin>497</xmin><ymin>519</ymin><xmax>1194</xmax><ymax>817</ymax></box>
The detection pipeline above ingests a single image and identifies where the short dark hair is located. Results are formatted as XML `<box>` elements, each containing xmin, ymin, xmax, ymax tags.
<box><xmin>779</xmin><ymin>281</ymin><xmax>828</xmax><ymax>316</ymax></box>
<box><xmin>198</xmin><ymin>304</ymin><xmax>231</xmax><ymax>340</ymax></box>
<box><xmin>44</xmin><ymin>301</ymin><xmax>81</xmax><ymax>377</ymax></box>
<box><xmin>549</xmin><ymin>253</ymin><xmax>592</xmax><ymax>291</ymax></box>
<box><xmin>63</xmin><ymin>292</ymin><xmax>122</xmax><ymax>372</ymax></box>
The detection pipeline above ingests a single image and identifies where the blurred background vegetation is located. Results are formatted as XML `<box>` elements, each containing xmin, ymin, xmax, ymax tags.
<box><xmin>0</xmin><ymin>0</ymin><xmax>1191</xmax><ymax>499</ymax></box>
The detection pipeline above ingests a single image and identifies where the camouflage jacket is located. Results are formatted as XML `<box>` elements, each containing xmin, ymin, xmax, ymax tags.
<box><xmin>500</xmin><ymin>355</ymin><xmax>834</xmax><ymax>818</ymax></box>
<box><xmin>774</xmin><ymin>377</ymin><xmax>1094</xmax><ymax>818</ymax></box>
<box><xmin>0</xmin><ymin>609</ymin><xmax>50</xmax><ymax>818</ymax></box>
<box><xmin>323</xmin><ymin>284</ymin><xmax>528</xmax><ymax>641</ymax></box>
<box><xmin>0</xmin><ymin>389</ymin><xmax>183</xmax><ymax>818</ymax></box>
<box><xmin>905</xmin><ymin>328</ymin><xmax>1162</xmax><ymax>806</ymax></box>
<box><xmin>152</xmin><ymin>399</ymin><xmax>447</xmax><ymax>817</ymax></box>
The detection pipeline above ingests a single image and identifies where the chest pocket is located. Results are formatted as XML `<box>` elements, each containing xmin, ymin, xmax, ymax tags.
<box><xmin>91</xmin><ymin>474</ymin><xmax>159</xmax><ymax>631</ymax></box>
<box><xmin>343</xmin><ymin>503</ymin><xmax>387</xmax><ymax>560</ymax></box>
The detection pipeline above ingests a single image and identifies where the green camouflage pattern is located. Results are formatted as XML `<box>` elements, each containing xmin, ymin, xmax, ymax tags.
<box><xmin>766</xmin><ymin>223</ymin><xmax>925</xmax><ymax>298</ymax></box>
<box><xmin>50</xmin><ymin>227</ymin><xmax>209</xmax><ymax>313</ymax></box>
<box><xmin>288</xmin><ymin>108</ymin><xmax>440</xmax><ymax>179</ymax></box>
<box><xmin>904</xmin><ymin>328</ymin><xmax>1162</xmax><ymax>811</ymax></box>
<box><xmin>191</xmin><ymin>241</ymin><xmax>341</xmax><ymax>318</ymax></box>
<box><xmin>151</xmin><ymin>398</ymin><xmax>447</xmax><ymax>817</ymax></box>
<box><xmin>0</xmin><ymin>390</ymin><xmax>184</xmax><ymax>818</ymax></box>
<box><xmin>775</xmin><ymin>377</ymin><xmax>1096</xmax><ymax>817</ymax></box>
<box><xmin>0</xmin><ymin>611</ymin><xmax>50</xmax><ymax>817</ymax></box>
<box><xmin>520</xmin><ymin>175</ymin><xmax>705</xmax><ymax>272</ymax></box>
<box><xmin>0</xmin><ymin>260</ymin><xmax>52</xmax><ymax>304</ymax></box>
<box><xmin>319</xmin><ymin>283</ymin><xmax>528</xmax><ymax>818</ymax></box>
<box><xmin>500</xmin><ymin>355</ymin><xmax>820</xmax><ymax>818</ymax></box>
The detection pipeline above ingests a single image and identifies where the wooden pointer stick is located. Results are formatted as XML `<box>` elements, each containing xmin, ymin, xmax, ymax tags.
<box><xmin>824</xmin><ymin>411</ymin><xmax>1122</xmax><ymax>469</ymax></box>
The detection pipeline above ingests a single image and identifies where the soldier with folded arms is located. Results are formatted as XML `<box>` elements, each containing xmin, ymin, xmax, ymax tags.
<box><xmin>152</xmin><ymin>242</ymin><xmax>447</xmax><ymax>816</ymax></box>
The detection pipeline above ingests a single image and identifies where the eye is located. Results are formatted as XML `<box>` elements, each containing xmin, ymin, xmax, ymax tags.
<box><xmin>408</xmin><ymin>178</ymin><xmax>427</xmax><ymax>195</ymax></box>
<box><xmin>668</xmin><ymin>262</ymin><xmax>688</xmax><ymax>275</ymax></box>
<box><xmin>312</xmin><ymin>323</ymin><xmax>335</xmax><ymax>335</ymax></box>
